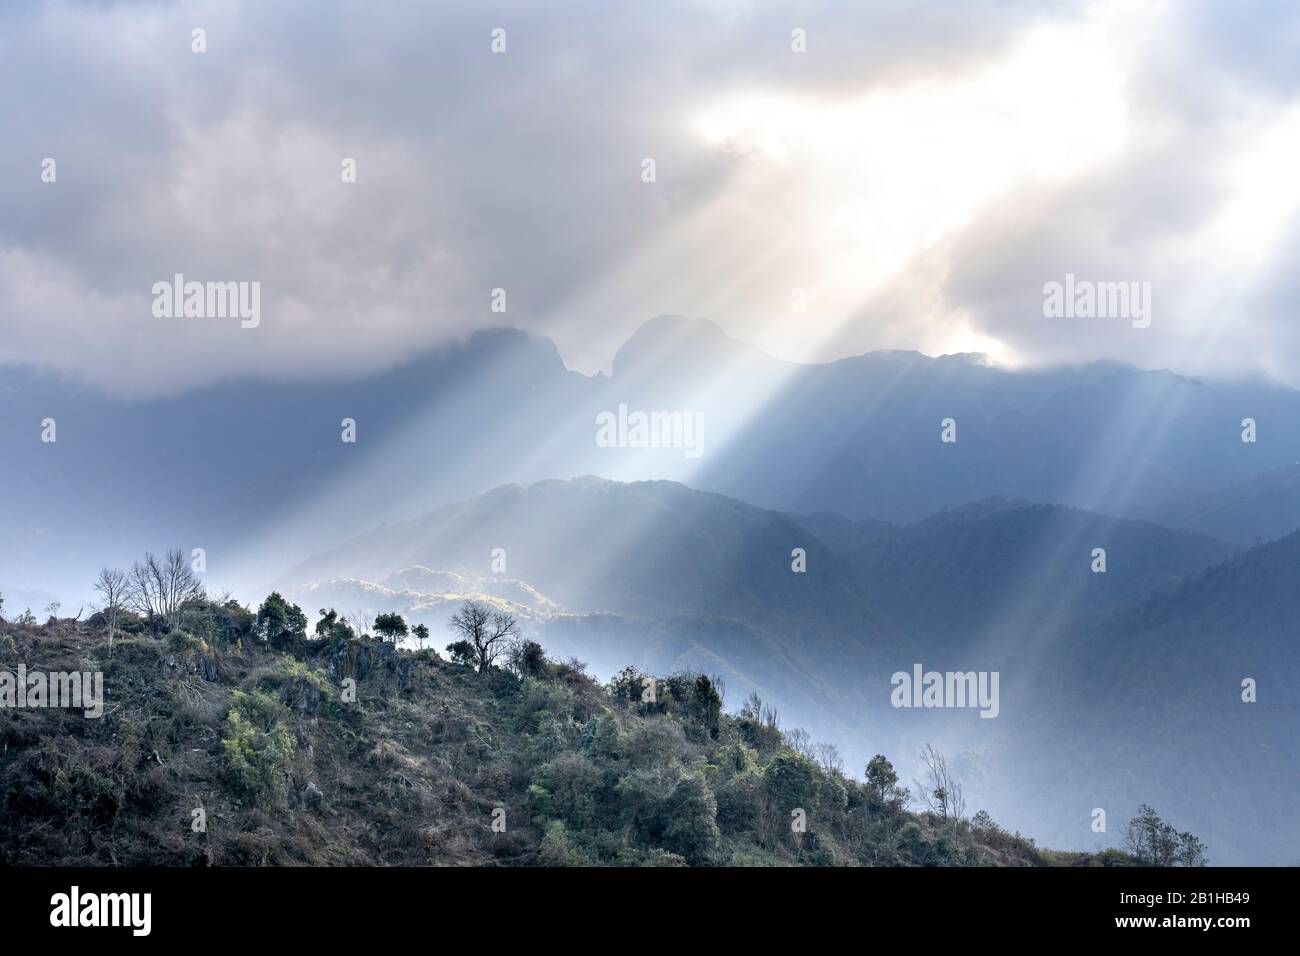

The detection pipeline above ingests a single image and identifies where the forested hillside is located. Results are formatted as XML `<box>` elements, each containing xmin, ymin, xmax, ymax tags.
<box><xmin>0</xmin><ymin>591</ymin><xmax>1184</xmax><ymax>867</ymax></box>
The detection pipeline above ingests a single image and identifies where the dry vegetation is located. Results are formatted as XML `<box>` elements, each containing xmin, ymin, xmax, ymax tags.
<box><xmin>0</xmin><ymin>595</ymin><xmax>1142</xmax><ymax>867</ymax></box>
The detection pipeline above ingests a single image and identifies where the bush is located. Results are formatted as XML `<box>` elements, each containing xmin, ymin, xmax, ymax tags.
<box><xmin>532</xmin><ymin>753</ymin><xmax>602</xmax><ymax>830</ymax></box>
<box><xmin>762</xmin><ymin>748</ymin><xmax>819</xmax><ymax>812</ymax></box>
<box><xmin>221</xmin><ymin>690</ymin><xmax>296</xmax><ymax>807</ymax></box>
<box><xmin>659</xmin><ymin>774</ymin><xmax>720</xmax><ymax>865</ymax></box>
<box><xmin>164</xmin><ymin>629</ymin><xmax>206</xmax><ymax>654</ymax></box>
<box><xmin>538</xmin><ymin>820</ymin><xmax>590</xmax><ymax>866</ymax></box>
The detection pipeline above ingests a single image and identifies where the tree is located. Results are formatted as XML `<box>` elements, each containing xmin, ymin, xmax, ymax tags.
<box><xmin>813</xmin><ymin>741</ymin><xmax>843</xmax><ymax>775</ymax></box>
<box><xmin>446</xmin><ymin>601</ymin><xmax>518</xmax><ymax>673</ymax></box>
<box><xmin>659</xmin><ymin>774</ymin><xmax>721</xmax><ymax>864</ymax></box>
<box><xmin>1124</xmin><ymin>805</ymin><xmax>1206</xmax><ymax>866</ymax></box>
<box><xmin>1175</xmin><ymin>830</ymin><xmax>1209</xmax><ymax>867</ymax></box>
<box><xmin>509</xmin><ymin>638</ymin><xmax>546</xmax><ymax>677</ymax></box>
<box><xmin>315</xmin><ymin>608</ymin><xmax>355</xmax><ymax>642</ymax></box>
<box><xmin>687</xmin><ymin>674</ymin><xmax>722</xmax><ymax>739</ymax></box>
<box><xmin>411</xmin><ymin>623</ymin><xmax>430</xmax><ymax>650</ymax></box>
<box><xmin>374</xmin><ymin>612</ymin><xmax>408</xmax><ymax>645</ymax></box>
<box><xmin>866</xmin><ymin>754</ymin><xmax>908</xmax><ymax>812</ymax></box>
<box><xmin>128</xmin><ymin>549</ymin><xmax>205</xmax><ymax>625</ymax></box>
<box><xmin>252</xmin><ymin>592</ymin><xmax>308</xmax><ymax>649</ymax></box>
<box><xmin>346</xmin><ymin>611</ymin><xmax>373</xmax><ymax>638</ymax></box>
<box><xmin>93</xmin><ymin>567</ymin><xmax>129</xmax><ymax>656</ymax></box>
<box><xmin>915</xmin><ymin>743</ymin><xmax>965</xmax><ymax>823</ymax></box>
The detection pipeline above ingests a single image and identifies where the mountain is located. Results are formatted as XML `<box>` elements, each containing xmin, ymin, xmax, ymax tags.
<box><xmin>7</xmin><ymin>316</ymin><xmax>1300</xmax><ymax>606</ymax></box>
<box><xmin>1</xmin><ymin>612</ymin><xmax>1084</xmax><ymax>867</ymax></box>
<box><xmin>843</xmin><ymin>498</ymin><xmax>1234</xmax><ymax>642</ymax></box>
<box><xmin>999</xmin><ymin>532</ymin><xmax>1300</xmax><ymax>866</ymax></box>
<box><xmin>287</xmin><ymin>477</ymin><xmax>1234</xmax><ymax>649</ymax></box>
<box><xmin>284</xmin><ymin>477</ymin><xmax>872</xmax><ymax>634</ymax></box>
<box><xmin>1126</xmin><ymin>463</ymin><xmax>1300</xmax><ymax>548</ymax></box>
<box><xmin>281</xmin><ymin>476</ymin><xmax>1291</xmax><ymax>860</ymax></box>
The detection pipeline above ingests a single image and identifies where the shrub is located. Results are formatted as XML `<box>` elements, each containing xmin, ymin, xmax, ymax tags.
<box><xmin>221</xmin><ymin>690</ymin><xmax>296</xmax><ymax>807</ymax></box>
<box><xmin>762</xmin><ymin>748</ymin><xmax>818</xmax><ymax>812</ymax></box>
<box><xmin>532</xmin><ymin>753</ymin><xmax>602</xmax><ymax>829</ymax></box>
<box><xmin>538</xmin><ymin>820</ymin><xmax>589</xmax><ymax>866</ymax></box>
<box><xmin>659</xmin><ymin>774</ymin><xmax>720</xmax><ymax>865</ymax></box>
<box><xmin>164</xmin><ymin>629</ymin><xmax>206</xmax><ymax>654</ymax></box>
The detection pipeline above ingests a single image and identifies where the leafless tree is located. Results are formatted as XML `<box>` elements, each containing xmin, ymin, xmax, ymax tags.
<box><xmin>785</xmin><ymin>727</ymin><xmax>816</xmax><ymax>758</ymax></box>
<box><xmin>762</xmin><ymin>700</ymin><xmax>781</xmax><ymax>731</ymax></box>
<box><xmin>814</xmin><ymin>741</ymin><xmax>844</xmax><ymax>775</ymax></box>
<box><xmin>915</xmin><ymin>743</ymin><xmax>965</xmax><ymax>823</ymax></box>
<box><xmin>346</xmin><ymin>610</ymin><xmax>373</xmax><ymax>638</ymax></box>
<box><xmin>447</xmin><ymin>601</ymin><xmax>519</xmax><ymax>673</ymax></box>
<box><xmin>708</xmin><ymin>672</ymin><xmax>727</xmax><ymax>708</ymax></box>
<box><xmin>128</xmin><ymin>549</ymin><xmax>205</xmax><ymax>625</ymax></box>
<box><xmin>94</xmin><ymin>567</ymin><xmax>129</xmax><ymax>656</ymax></box>
<box><xmin>740</xmin><ymin>691</ymin><xmax>781</xmax><ymax>731</ymax></box>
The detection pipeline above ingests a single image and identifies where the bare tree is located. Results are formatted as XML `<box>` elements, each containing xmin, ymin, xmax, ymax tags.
<box><xmin>740</xmin><ymin>691</ymin><xmax>781</xmax><ymax>731</ymax></box>
<box><xmin>785</xmin><ymin>727</ymin><xmax>816</xmax><ymax>758</ymax></box>
<box><xmin>447</xmin><ymin>601</ymin><xmax>519</xmax><ymax>673</ymax></box>
<box><xmin>915</xmin><ymin>743</ymin><xmax>965</xmax><ymax>823</ymax></box>
<box><xmin>814</xmin><ymin>741</ymin><xmax>844</xmax><ymax>775</ymax></box>
<box><xmin>94</xmin><ymin>567</ymin><xmax>129</xmax><ymax>656</ymax></box>
<box><xmin>346</xmin><ymin>610</ymin><xmax>374</xmax><ymax>638</ymax></box>
<box><xmin>128</xmin><ymin>549</ymin><xmax>204</xmax><ymax>625</ymax></box>
<box><xmin>708</xmin><ymin>672</ymin><xmax>727</xmax><ymax>708</ymax></box>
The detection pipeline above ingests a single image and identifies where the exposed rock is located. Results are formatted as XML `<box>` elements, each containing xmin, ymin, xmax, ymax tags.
<box><xmin>303</xmin><ymin>781</ymin><xmax>324</xmax><ymax>808</ymax></box>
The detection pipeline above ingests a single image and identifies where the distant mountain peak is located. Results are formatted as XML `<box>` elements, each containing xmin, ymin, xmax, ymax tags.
<box><xmin>611</xmin><ymin>314</ymin><xmax>783</xmax><ymax>381</ymax></box>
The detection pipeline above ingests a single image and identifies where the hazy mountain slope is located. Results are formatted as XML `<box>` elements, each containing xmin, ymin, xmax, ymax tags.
<box><xmin>990</xmin><ymin>532</ymin><xmax>1300</xmax><ymax>865</ymax></box>
<box><xmin>283</xmin><ymin>477</ymin><xmax>877</xmax><ymax>641</ymax></box>
<box><xmin>847</xmin><ymin>499</ymin><xmax>1234</xmax><ymax>641</ymax></box>
<box><xmin>8</xmin><ymin>316</ymin><xmax>1300</xmax><ymax>606</ymax></box>
<box><xmin>1126</xmin><ymin>463</ymin><xmax>1300</xmax><ymax>548</ymax></box>
<box><xmin>281</xmin><ymin>477</ymin><xmax>1262</xmax><ymax>857</ymax></box>
<box><xmin>1</xmin><ymin>328</ymin><xmax>598</xmax><ymax>600</ymax></box>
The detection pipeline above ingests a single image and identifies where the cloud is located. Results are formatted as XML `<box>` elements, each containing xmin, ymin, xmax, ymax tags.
<box><xmin>2</xmin><ymin>0</ymin><xmax>1299</xmax><ymax>394</ymax></box>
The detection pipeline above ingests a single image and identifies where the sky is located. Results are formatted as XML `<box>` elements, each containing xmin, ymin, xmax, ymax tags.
<box><xmin>3</xmin><ymin>0</ymin><xmax>1300</xmax><ymax>397</ymax></box>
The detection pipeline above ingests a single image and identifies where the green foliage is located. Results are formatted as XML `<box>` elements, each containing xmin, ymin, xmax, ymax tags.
<box><xmin>685</xmin><ymin>674</ymin><xmax>722</xmax><ymax>740</ymax></box>
<box><xmin>315</xmin><ymin>608</ymin><xmax>355</xmax><ymax>643</ymax></box>
<box><xmin>2</xmin><ymin>598</ymin><xmax>1138</xmax><ymax>868</ymax></box>
<box><xmin>865</xmin><ymin>753</ymin><xmax>909</xmax><ymax>814</ymax></box>
<box><xmin>445</xmin><ymin>639</ymin><xmax>476</xmax><ymax>669</ymax></box>
<box><xmin>538</xmin><ymin>820</ymin><xmax>590</xmax><ymax>866</ymax></box>
<box><xmin>897</xmin><ymin>820</ymin><xmax>961</xmax><ymax>866</ymax></box>
<box><xmin>221</xmin><ymin>689</ymin><xmax>297</xmax><ymax>807</ymax></box>
<box><xmin>373</xmin><ymin>612</ymin><xmax>408</xmax><ymax>644</ymax></box>
<box><xmin>510</xmin><ymin>640</ymin><xmax>548</xmax><ymax>678</ymax></box>
<box><xmin>164</xmin><ymin>628</ymin><xmax>206</xmax><ymax>654</ymax></box>
<box><xmin>1124</xmin><ymin>804</ymin><xmax>1208</xmax><ymax>866</ymax></box>
<box><xmin>531</xmin><ymin>753</ymin><xmax>602</xmax><ymax>829</ymax></box>
<box><xmin>252</xmin><ymin>593</ymin><xmax>307</xmax><ymax>650</ymax></box>
<box><xmin>659</xmin><ymin>773</ymin><xmax>721</xmax><ymax>864</ymax></box>
<box><xmin>260</xmin><ymin>658</ymin><xmax>337</xmax><ymax>717</ymax></box>
<box><xmin>763</xmin><ymin>747</ymin><xmax>819</xmax><ymax>811</ymax></box>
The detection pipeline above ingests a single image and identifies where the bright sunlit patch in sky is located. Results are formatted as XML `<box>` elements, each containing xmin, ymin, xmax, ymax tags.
<box><xmin>688</xmin><ymin>6</ymin><xmax>1133</xmax><ymax>364</ymax></box>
